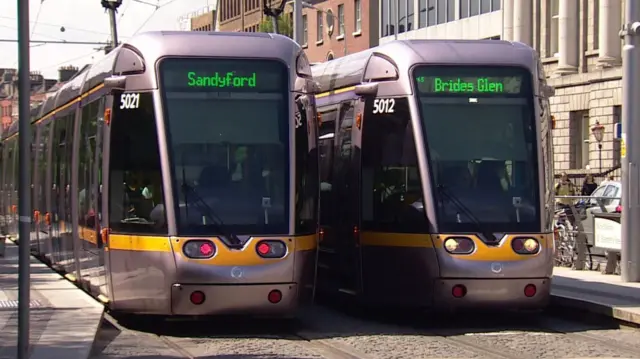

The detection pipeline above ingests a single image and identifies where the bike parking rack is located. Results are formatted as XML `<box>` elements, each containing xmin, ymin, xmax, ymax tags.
<box><xmin>554</xmin><ymin>195</ymin><xmax>621</xmax><ymax>273</ymax></box>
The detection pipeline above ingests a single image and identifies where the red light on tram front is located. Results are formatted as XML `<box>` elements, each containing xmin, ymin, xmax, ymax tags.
<box><xmin>199</xmin><ymin>242</ymin><xmax>214</xmax><ymax>256</ymax></box>
<box><xmin>257</xmin><ymin>242</ymin><xmax>271</xmax><ymax>255</ymax></box>
<box><xmin>452</xmin><ymin>285</ymin><xmax>467</xmax><ymax>298</ymax></box>
<box><xmin>524</xmin><ymin>284</ymin><xmax>537</xmax><ymax>297</ymax></box>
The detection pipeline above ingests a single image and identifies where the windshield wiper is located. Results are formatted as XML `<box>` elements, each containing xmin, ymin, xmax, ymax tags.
<box><xmin>436</xmin><ymin>184</ymin><xmax>496</xmax><ymax>242</ymax></box>
<box><xmin>180</xmin><ymin>166</ymin><xmax>243</xmax><ymax>248</ymax></box>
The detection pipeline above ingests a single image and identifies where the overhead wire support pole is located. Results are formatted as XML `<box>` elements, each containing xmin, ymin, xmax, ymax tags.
<box><xmin>620</xmin><ymin>0</ymin><xmax>640</xmax><ymax>282</ymax></box>
<box><xmin>102</xmin><ymin>0</ymin><xmax>123</xmax><ymax>50</ymax></box>
<box><xmin>16</xmin><ymin>0</ymin><xmax>32</xmax><ymax>357</ymax></box>
<box><xmin>293</xmin><ymin>0</ymin><xmax>302</xmax><ymax>44</ymax></box>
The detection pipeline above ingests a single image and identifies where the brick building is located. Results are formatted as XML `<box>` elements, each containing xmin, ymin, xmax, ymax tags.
<box><xmin>0</xmin><ymin>66</ymin><xmax>77</xmax><ymax>136</ymax></box>
<box><xmin>302</xmin><ymin>0</ymin><xmax>378</xmax><ymax>62</ymax></box>
<box><xmin>380</xmin><ymin>0</ymin><xmax>625</xmax><ymax>178</ymax></box>
<box><xmin>190</xmin><ymin>9</ymin><xmax>217</xmax><ymax>31</ymax></box>
<box><xmin>218</xmin><ymin>0</ymin><xmax>267</xmax><ymax>33</ymax></box>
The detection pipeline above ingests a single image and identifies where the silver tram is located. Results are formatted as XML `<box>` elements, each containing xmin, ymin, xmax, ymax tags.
<box><xmin>312</xmin><ymin>40</ymin><xmax>556</xmax><ymax>309</ymax></box>
<box><xmin>0</xmin><ymin>31</ymin><xmax>320</xmax><ymax>317</ymax></box>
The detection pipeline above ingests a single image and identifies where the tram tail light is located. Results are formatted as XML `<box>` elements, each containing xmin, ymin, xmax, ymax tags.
<box><xmin>183</xmin><ymin>240</ymin><xmax>216</xmax><ymax>259</ymax></box>
<box><xmin>443</xmin><ymin>237</ymin><xmax>475</xmax><ymax>254</ymax></box>
<box><xmin>452</xmin><ymin>285</ymin><xmax>467</xmax><ymax>298</ymax></box>
<box><xmin>190</xmin><ymin>291</ymin><xmax>206</xmax><ymax>305</ymax></box>
<box><xmin>511</xmin><ymin>237</ymin><xmax>540</xmax><ymax>255</ymax></box>
<box><xmin>524</xmin><ymin>284</ymin><xmax>537</xmax><ymax>297</ymax></box>
<box><xmin>268</xmin><ymin>290</ymin><xmax>282</xmax><ymax>304</ymax></box>
<box><xmin>256</xmin><ymin>240</ymin><xmax>287</xmax><ymax>259</ymax></box>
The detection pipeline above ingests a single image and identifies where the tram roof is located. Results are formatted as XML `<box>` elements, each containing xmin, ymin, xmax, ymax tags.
<box><xmin>1</xmin><ymin>31</ymin><xmax>303</xmax><ymax>140</ymax></box>
<box><xmin>311</xmin><ymin>39</ymin><xmax>538</xmax><ymax>94</ymax></box>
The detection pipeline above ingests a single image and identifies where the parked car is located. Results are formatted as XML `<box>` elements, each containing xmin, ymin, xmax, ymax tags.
<box><xmin>581</xmin><ymin>180</ymin><xmax>621</xmax><ymax>255</ymax></box>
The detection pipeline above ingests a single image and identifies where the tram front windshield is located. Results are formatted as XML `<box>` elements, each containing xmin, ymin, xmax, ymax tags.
<box><xmin>159</xmin><ymin>58</ymin><xmax>289</xmax><ymax>235</ymax></box>
<box><xmin>413</xmin><ymin>66</ymin><xmax>540</xmax><ymax>233</ymax></box>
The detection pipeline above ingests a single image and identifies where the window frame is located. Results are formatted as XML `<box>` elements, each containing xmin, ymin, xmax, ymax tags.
<box><xmin>302</xmin><ymin>14</ymin><xmax>308</xmax><ymax>46</ymax></box>
<box><xmin>354</xmin><ymin>0</ymin><xmax>362</xmax><ymax>32</ymax></box>
<box><xmin>337</xmin><ymin>4</ymin><xmax>345</xmax><ymax>36</ymax></box>
<box><xmin>317</xmin><ymin>10</ymin><xmax>324</xmax><ymax>42</ymax></box>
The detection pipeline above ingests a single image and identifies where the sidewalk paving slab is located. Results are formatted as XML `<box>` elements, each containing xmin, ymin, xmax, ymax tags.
<box><xmin>551</xmin><ymin>266</ymin><xmax>640</xmax><ymax>325</ymax></box>
<box><xmin>0</xmin><ymin>238</ymin><xmax>104</xmax><ymax>359</ymax></box>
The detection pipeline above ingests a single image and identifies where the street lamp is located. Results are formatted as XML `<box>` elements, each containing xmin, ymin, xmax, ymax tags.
<box><xmin>301</xmin><ymin>1</ymin><xmax>347</xmax><ymax>57</ymax></box>
<box><xmin>591</xmin><ymin>120</ymin><xmax>605</xmax><ymax>173</ymax></box>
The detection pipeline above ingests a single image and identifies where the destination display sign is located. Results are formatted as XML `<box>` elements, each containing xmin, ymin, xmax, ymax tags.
<box><xmin>414</xmin><ymin>66</ymin><xmax>530</xmax><ymax>95</ymax></box>
<box><xmin>160</xmin><ymin>59</ymin><xmax>287</xmax><ymax>92</ymax></box>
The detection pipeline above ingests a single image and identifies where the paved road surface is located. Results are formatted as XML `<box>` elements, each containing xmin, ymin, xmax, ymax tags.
<box><xmin>89</xmin><ymin>304</ymin><xmax>640</xmax><ymax>359</ymax></box>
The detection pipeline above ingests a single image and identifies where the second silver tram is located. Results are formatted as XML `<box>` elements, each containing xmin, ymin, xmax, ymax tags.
<box><xmin>312</xmin><ymin>39</ymin><xmax>556</xmax><ymax>309</ymax></box>
<box><xmin>0</xmin><ymin>31</ymin><xmax>320</xmax><ymax>317</ymax></box>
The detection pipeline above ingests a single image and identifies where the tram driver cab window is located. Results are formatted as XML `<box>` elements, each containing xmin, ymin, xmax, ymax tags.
<box><xmin>108</xmin><ymin>92</ymin><xmax>166</xmax><ymax>234</ymax></box>
<box><xmin>361</xmin><ymin>99</ymin><xmax>427</xmax><ymax>233</ymax></box>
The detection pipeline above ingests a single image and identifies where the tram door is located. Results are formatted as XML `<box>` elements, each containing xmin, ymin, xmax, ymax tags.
<box><xmin>333</xmin><ymin>100</ymin><xmax>361</xmax><ymax>294</ymax></box>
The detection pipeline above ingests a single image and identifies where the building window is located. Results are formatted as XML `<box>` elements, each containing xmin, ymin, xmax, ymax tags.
<box><xmin>549</xmin><ymin>0</ymin><xmax>559</xmax><ymax>57</ymax></box>
<box><xmin>381</xmin><ymin>0</ymin><xmax>388</xmax><ymax>36</ymax></box>
<box><xmin>480</xmin><ymin>0</ymin><xmax>490</xmax><ymax>14</ymax></box>
<box><xmin>317</xmin><ymin>10</ymin><xmax>323</xmax><ymax>42</ymax></box>
<box><xmin>460</xmin><ymin>0</ymin><xmax>468</xmax><ymax>19</ymax></box>
<box><xmin>355</xmin><ymin>0</ymin><xmax>362</xmax><ymax>32</ymax></box>
<box><xmin>491</xmin><ymin>0</ymin><xmax>500</xmax><ymax>11</ymax></box>
<box><xmin>427</xmin><ymin>0</ymin><xmax>435</xmax><ymax>26</ymax></box>
<box><xmin>408</xmin><ymin>0</ymin><xmax>414</xmax><ymax>30</ymax></box>
<box><xmin>569</xmin><ymin>110</ymin><xmax>590</xmax><ymax>170</ymax></box>
<box><xmin>302</xmin><ymin>14</ymin><xmax>308</xmax><ymax>45</ymax></box>
<box><xmin>338</xmin><ymin>4</ymin><xmax>345</xmax><ymax>36</ymax></box>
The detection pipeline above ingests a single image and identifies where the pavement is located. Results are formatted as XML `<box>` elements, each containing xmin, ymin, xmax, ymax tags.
<box><xmin>0</xmin><ymin>237</ymin><xmax>104</xmax><ymax>359</ymax></box>
<box><xmin>551</xmin><ymin>266</ymin><xmax>640</xmax><ymax>325</ymax></box>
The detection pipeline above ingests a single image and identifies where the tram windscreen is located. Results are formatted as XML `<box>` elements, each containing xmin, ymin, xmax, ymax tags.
<box><xmin>159</xmin><ymin>58</ymin><xmax>289</xmax><ymax>235</ymax></box>
<box><xmin>413</xmin><ymin>66</ymin><xmax>540</xmax><ymax>233</ymax></box>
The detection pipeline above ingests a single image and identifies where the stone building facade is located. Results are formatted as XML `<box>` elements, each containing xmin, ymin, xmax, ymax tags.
<box><xmin>380</xmin><ymin>0</ymin><xmax>625</xmax><ymax>178</ymax></box>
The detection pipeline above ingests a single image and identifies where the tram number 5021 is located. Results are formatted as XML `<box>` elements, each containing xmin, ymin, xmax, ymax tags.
<box><xmin>120</xmin><ymin>93</ymin><xmax>140</xmax><ymax>110</ymax></box>
<box><xmin>372</xmin><ymin>98</ymin><xmax>395</xmax><ymax>114</ymax></box>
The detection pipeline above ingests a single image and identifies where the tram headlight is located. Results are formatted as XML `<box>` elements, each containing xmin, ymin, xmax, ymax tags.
<box><xmin>183</xmin><ymin>240</ymin><xmax>216</xmax><ymax>259</ymax></box>
<box><xmin>255</xmin><ymin>240</ymin><xmax>287</xmax><ymax>259</ymax></box>
<box><xmin>443</xmin><ymin>237</ymin><xmax>475</xmax><ymax>255</ymax></box>
<box><xmin>511</xmin><ymin>237</ymin><xmax>540</xmax><ymax>255</ymax></box>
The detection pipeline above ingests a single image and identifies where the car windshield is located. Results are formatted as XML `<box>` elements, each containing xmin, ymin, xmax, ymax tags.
<box><xmin>414</xmin><ymin>65</ymin><xmax>541</xmax><ymax>233</ymax></box>
<box><xmin>159</xmin><ymin>58</ymin><xmax>290</xmax><ymax>235</ymax></box>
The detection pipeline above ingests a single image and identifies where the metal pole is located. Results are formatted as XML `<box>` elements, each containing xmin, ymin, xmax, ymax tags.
<box><xmin>108</xmin><ymin>8</ymin><xmax>119</xmax><ymax>47</ymax></box>
<box><xmin>621</xmin><ymin>0</ymin><xmax>640</xmax><ymax>282</ymax></box>
<box><xmin>272</xmin><ymin>16</ymin><xmax>279</xmax><ymax>34</ymax></box>
<box><xmin>16</xmin><ymin>0</ymin><xmax>31</xmax><ymax>357</ymax></box>
<box><xmin>599</xmin><ymin>144</ymin><xmax>602</xmax><ymax>173</ymax></box>
<box><xmin>293</xmin><ymin>0</ymin><xmax>303</xmax><ymax>44</ymax></box>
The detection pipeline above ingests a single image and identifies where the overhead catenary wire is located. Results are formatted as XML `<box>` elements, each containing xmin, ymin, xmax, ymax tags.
<box><xmin>30</xmin><ymin>0</ymin><xmax>45</xmax><ymax>38</ymax></box>
<box><xmin>36</xmin><ymin>49</ymin><xmax>102</xmax><ymax>72</ymax></box>
<box><xmin>0</xmin><ymin>15</ymin><xmax>113</xmax><ymax>37</ymax></box>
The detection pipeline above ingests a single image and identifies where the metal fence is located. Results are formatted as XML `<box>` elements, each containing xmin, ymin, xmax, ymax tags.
<box><xmin>553</xmin><ymin>165</ymin><xmax>621</xmax><ymax>190</ymax></box>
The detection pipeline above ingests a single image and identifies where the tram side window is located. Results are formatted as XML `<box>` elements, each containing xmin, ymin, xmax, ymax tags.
<box><xmin>318</xmin><ymin>110</ymin><xmax>337</xmax><ymax>226</ymax></box>
<box><xmin>78</xmin><ymin>101</ymin><xmax>101</xmax><ymax>229</ymax></box>
<box><xmin>37</xmin><ymin>123</ymin><xmax>51</xmax><ymax>219</ymax></box>
<box><xmin>109</xmin><ymin>92</ymin><xmax>166</xmax><ymax>234</ymax></box>
<box><xmin>52</xmin><ymin>114</ymin><xmax>75</xmax><ymax>226</ymax></box>
<box><xmin>361</xmin><ymin>102</ymin><xmax>427</xmax><ymax>232</ymax></box>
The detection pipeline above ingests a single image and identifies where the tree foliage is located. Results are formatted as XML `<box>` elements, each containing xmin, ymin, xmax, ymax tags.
<box><xmin>258</xmin><ymin>15</ymin><xmax>293</xmax><ymax>38</ymax></box>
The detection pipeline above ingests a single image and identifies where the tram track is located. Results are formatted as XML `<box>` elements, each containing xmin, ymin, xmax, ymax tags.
<box><xmin>534</xmin><ymin>316</ymin><xmax>640</xmax><ymax>358</ymax></box>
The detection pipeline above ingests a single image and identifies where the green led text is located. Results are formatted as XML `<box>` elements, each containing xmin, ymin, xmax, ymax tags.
<box><xmin>433</xmin><ymin>77</ymin><xmax>504</xmax><ymax>93</ymax></box>
<box><xmin>187</xmin><ymin>71</ymin><xmax>257</xmax><ymax>88</ymax></box>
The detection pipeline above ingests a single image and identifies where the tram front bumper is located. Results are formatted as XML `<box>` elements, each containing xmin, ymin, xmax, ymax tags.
<box><xmin>171</xmin><ymin>283</ymin><xmax>299</xmax><ymax>316</ymax></box>
<box><xmin>434</xmin><ymin>277</ymin><xmax>551</xmax><ymax>309</ymax></box>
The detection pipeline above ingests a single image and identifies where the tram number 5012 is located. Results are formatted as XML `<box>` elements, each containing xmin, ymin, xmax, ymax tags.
<box><xmin>372</xmin><ymin>98</ymin><xmax>395</xmax><ymax>114</ymax></box>
<box><xmin>120</xmin><ymin>93</ymin><xmax>140</xmax><ymax>110</ymax></box>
